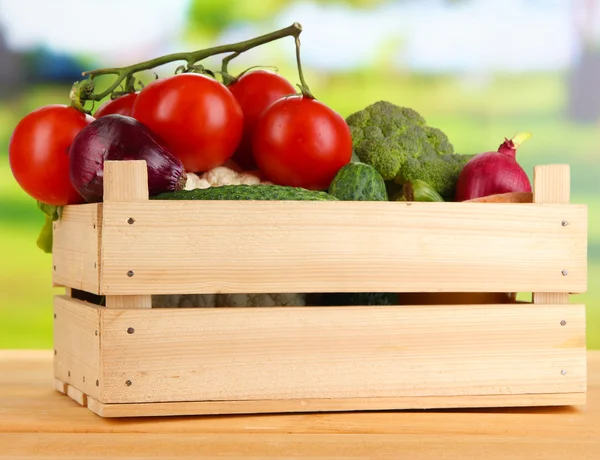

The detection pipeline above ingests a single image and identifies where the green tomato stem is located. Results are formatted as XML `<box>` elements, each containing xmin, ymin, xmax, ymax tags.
<box><xmin>72</xmin><ymin>22</ymin><xmax>304</xmax><ymax>108</ymax></box>
<box><xmin>294</xmin><ymin>30</ymin><xmax>314</xmax><ymax>99</ymax></box>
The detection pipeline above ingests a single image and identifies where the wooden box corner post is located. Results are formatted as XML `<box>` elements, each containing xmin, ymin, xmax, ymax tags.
<box><xmin>532</xmin><ymin>164</ymin><xmax>573</xmax><ymax>305</ymax></box>
<box><xmin>102</xmin><ymin>160</ymin><xmax>152</xmax><ymax>310</ymax></box>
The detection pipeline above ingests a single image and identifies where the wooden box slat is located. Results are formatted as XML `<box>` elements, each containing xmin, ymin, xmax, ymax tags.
<box><xmin>53</xmin><ymin>296</ymin><xmax>102</xmax><ymax>401</ymax></box>
<box><xmin>51</xmin><ymin>297</ymin><xmax>584</xmax><ymax>405</ymax></box>
<box><xmin>53</xmin><ymin>204</ymin><xmax>101</xmax><ymax>294</ymax></box>
<box><xmin>97</xmin><ymin>200</ymin><xmax>587</xmax><ymax>295</ymax></box>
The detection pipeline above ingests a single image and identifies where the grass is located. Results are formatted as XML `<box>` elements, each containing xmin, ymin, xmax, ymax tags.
<box><xmin>0</xmin><ymin>71</ymin><xmax>598</xmax><ymax>349</ymax></box>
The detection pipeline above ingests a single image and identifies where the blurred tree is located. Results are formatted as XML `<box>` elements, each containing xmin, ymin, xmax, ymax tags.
<box><xmin>187</xmin><ymin>0</ymin><xmax>391</xmax><ymax>36</ymax></box>
<box><xmin>0</xmin><ymin>28</ymin><xmax>24</xmax><ymax>100</ymax></box>
<box><xmin>567</xmin><ymin>0</ymin><xmax>600</xmax><ymax>123</ymax></box>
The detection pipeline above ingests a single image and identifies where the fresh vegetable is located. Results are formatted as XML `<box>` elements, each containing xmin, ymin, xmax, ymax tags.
<box><xmin>455</xmin><ymin>133</ymin><xmax>532</xmax><ymax>202</ymax></box>
<box><xmin>152</xmin><ymin>293</ymin><xmax>306</xmax><ymax>308</ymax></box>
<box><xmin>132</xmin><ymin>73</ymin><xmax>244</xmax><ymax>173</ymax></box>
<box><xmin>36</xmin><ymin>202</ymin><xmax>61</xmax><ymax>254</ymax></box>
<box><xmin>394</xmin><ymin>152</ymin><xmax>473</xmax><ymax>200</ymax></box>
<box><xmin>397</xmin><ymin>292</ymin><xmax>516</xmax><ymax>305</ymax></box>
<box><xmin>94</xmin><ymin>93</ymin><xmax>138</xmax><ymax>118</ymax></box>
<box><xmin>306</xmin><ymin>292</ymin><xmax>399</xmax><ymax>306</ymax></box>
<box><xmin>9</xmin><ymin>105</ymin><xmax>92</xmax><ymax>205</ymax></box>
<box><xmin>328</xmin><ymin>162</ymin><xmax>387</xmax><ymax>201</ymax></box>
<box><xmin>465</xmin><ymin>192</ymin><xmax>533</xmax><ymax>203</ymax></box>
<box><xmin>253</xmin><ymin>95</ymin><xmax>353</xmax><ymax>190</ymax></box>
<box><xmin>396</xmin><ymin>179</ymin><xmax>444</xmax><ymax>202</ymax></box>
<box><xmin>69</xmin><ymin>114</ymin><xmax>187</xmax><ymax>202</ymax></box>
<box><xmin>228</xmin><ymin>70</ymin><xmax>296</xmax><ymax>169</ymax></box>
<box><xmin>345</xmin><ymin>101</ymin><xmax>471</xmax><ymax>198</ymax></box>
<box><xmin>153</xmin><ymin>184</ymin><xmax>338</xmax><ymax>201</ymax></box>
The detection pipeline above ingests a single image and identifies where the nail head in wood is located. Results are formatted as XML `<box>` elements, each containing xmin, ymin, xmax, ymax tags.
<box><xmin>127</xmin><ymin>217</ymin><xmax>136</xmax><ymax>225</ymax></box>
<box><xmin>53</xmin><ymin>313</ymin><xmax>56</xmax><ymax>319</ymax></box>
<box><xmin>93</xmin><ymin>223</ymin><xmax>96</xmax><ymax>229</ymax></box>
<box><xmin>96</xmin><ymin>380</ymin><xmax>99</xmax><ymax>387</ymax></box>
<box><xmin>127</xmin><ymin>327</ymin><xmax>135</xmax><ymax>334</ymax></box>
<box><xmin>53</xmin><ymin>265</ymin><xmax>56</xmax><ymax>271</ymax></box>
<box><xmin>54</xmin><ymin>349</ymin><xmax>57</xmax><ymax>355</ymax></box>
<box><xmin>95</xmin><ymin>330</ymin><xmax>98</xmax><ymax>336</ymax></box>
<box><xmin>127</xmin><ymin>270</ymin><xmax>134</xmax><ymax>277</ymax></box>
<box><xmin>68</xmin><ymin>371</ymin><xmax>71</xmax><ymax>377</ymax></box>
<box><xmin>561</xmin><ymin>369</ymin><xmax>567</xmax><ymax>375</ymax></box>
<box><xmin>561</xmin><ymin>220</ymin><xmax>568</xmax><ymax>227</ymax></box>
<box><xmin>560</xmin><ymin>320</ymin><xmax>567</xmax><ymax>326</ymax></box>
<box><xmin>561</xmin><ymin>269</ymin><xmax>568</xmax><ymax>276</ymax></box>
<box><xmin>125</xmin><ymin>380</ymin><xmax>132</xmax><ymax>386</ymax></box>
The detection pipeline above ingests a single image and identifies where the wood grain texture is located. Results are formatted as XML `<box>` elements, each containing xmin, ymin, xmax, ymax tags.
<box><xmin>87</xmin><ymin>392</ymin><xmax>586</xmax><ymax>418</ymax></box>
<box><xmin>1</xmin><ymin>350</ymin><xmax>598</xmax><ymax>459</ymax></box>
<box><xmin>102</xmin><ymin>160</ymin><xmax>152</xmax><ymax>309</ymax></box>
<box><xmin>99</xmin><ymin>200</ymin><xmax>587</xmax><ymax>295</ymax></box>
<box><xmin>53</xmin><ymin>296</ymin><xmax>102</xmax><ymax>401</ymax></box>
<box><xmin>96</xmin><ymin>304</ymin><xmax>586</xmax><ymax>405</ymax></box>
<box><xmin>66</xmin><ymin>384</ymin><xmax>87</xmax><ymax>406</ymax></box>
<box><xmin>103</xmin><ymin>160</ymin><xmax>149</xmax><ymax>202</ymax></box>
<box><xmin>533</xmin><ymin>165</ymin><xmax>575</xmax><ymax>305</ymax></box>
<box><xmin>533</xmin><ymin>164</ymin><xmax>570</xmax><ymax>204</ymax></box>
<box><xmin>105</xmin><ymin>295</ymin><xmax>152</xmax><ymax>309</ymax></box>
<box><xmin>52</xmin><ymin>203</ymin><xmax>101</xmax><ymax>294</ymax></box>
<box><xmin>2</xmin><ymin>432</ymin><xmax>598</xmax><ymax>460</ymax></box>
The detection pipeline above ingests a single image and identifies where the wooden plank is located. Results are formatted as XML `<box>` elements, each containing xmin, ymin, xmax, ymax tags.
<box><xmin>99</xmin><ymin>200</ymin><xmax>587</xmax><ymax>295</ymax></box>
<box><xmin>103</xmin><ymin>160</ymin><xmax>149</xmax><ymax>202</ymax></box>
<box><xmin>53</xmin><ymin>296</ymin><xmax>102</xmax><ymax>401</ymax></box>
<box><xmin>98</xmin><ymin>304</ymin><xmax>586</xmax><ymax>404</ymax></box>
<box><xmin>105</xmin><ymin>296</ymin><xmax>152</xmax><ymax>309</ymax></box>
<box><xmin>88</xmin><ymin>392</ymin><xmax>587</xmax><ymax>418</ymax></box>
<box><xmin>52</xmin><ymin>203</ymin><xmax>101</xmax><ymax>294</ymax></box>
<box><xmin>533</xmin><ymin>164</ymin><xmax>570</xmax><ymax>204</ymax></box>
<box><xmin>3</xmin><ymin>350</ymin><xmax>599</xmax><ymax>434</ymax></box>
<box><xmin>532</xmin><ymin>165</ymin><xmax>577</xmax><ymax>305</ymax></box>
<box><xmin>103</xmin><ymin>160</ymin><xmax>152</xmax><ymax>309</ymax></box>
<box><xmin>66</xmin><ymin>385</ymin><xmax>87</xmax><ymax>406</ymax></box>
<box><xmin>53</xmin><ymin>378</ymin><xmax>67</xmax><ymax>394</ymax></box>
<box><xmin>2</xmin><ymin>432</ymin><xmax>598</xmax><ymax>459</ymax></box>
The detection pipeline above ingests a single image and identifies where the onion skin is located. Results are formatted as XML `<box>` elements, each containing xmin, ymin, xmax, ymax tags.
<box><xmin>455</xmin><ymin>137</ymin><xmax>532</xmax><ymax>202</ymax></box>
<box><xmin>69</xmin><ymin>114</ymin><xmax>187</xmax><ymax>202</ymax></box>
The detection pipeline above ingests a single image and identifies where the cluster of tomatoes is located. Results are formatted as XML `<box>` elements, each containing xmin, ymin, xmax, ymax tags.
<box><xmin>9</xmin><ymin>70</ymin><xmax>353</xmax><ymax>207</ymax></box>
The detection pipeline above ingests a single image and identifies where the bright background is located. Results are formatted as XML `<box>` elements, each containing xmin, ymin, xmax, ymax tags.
<box><xmin>0</xmin><ymin>0</ymin><xmax>598</xmax><ymax>348</ymax></box>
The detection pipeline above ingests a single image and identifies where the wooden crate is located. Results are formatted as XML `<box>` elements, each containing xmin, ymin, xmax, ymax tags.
<box><xmin>52</xmin><ymin>161</ymin><xmax>588</xmax><ymax>418</ymax></box>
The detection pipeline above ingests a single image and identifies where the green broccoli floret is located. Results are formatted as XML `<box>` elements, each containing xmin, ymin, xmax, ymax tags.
<box><xmin>346</xmin><ymin>101</ymin><xmax>469</xmax><ymax>199</ymax></box>
<box><xmin>397</xmin><ymin>153</ymin><xmax>474</xmax><ymax>199</ymax></box>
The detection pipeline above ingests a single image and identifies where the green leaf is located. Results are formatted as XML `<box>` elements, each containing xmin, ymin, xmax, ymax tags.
<box><xmin>36</xmin><ymin>215</ymin><xmax>53</xmax><ymax>254</ymax></box>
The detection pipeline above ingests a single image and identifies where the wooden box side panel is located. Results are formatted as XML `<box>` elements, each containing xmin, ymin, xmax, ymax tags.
<box><xmin>99</xmin><ymin>200</ymin><xmax>587</xmax><ymax>295</ymax></box>
<box><xmin>53</xmin><ymin>204</ymin><xmax>101</xmax><ymax>294</ymax></box>
<box><xmin>54</xmin><ymin>296</ymin><xmax>102</xmax><ymax>400</ymax></box>
<box><xmin>99</xmin><ymin>304</ymin><xmax>586</xmax><ymax>404</ymax></box>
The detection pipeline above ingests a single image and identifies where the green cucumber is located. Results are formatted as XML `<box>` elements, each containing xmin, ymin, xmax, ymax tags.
<box><xmin>328</xmin><ymin>162</ymin><xmax>388</xmax><ymax>201</ymax></box>
<box><xmin>152</xmin><ymin>184</ymin><xmax>338</xmax><ymax>201</ymax></box>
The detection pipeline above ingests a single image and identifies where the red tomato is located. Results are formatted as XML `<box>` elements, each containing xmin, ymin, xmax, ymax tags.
<box><xmin>253</xmin><ymin>96</ymin><xmax>352</xmax><ymax>190</ymax></box>
<box><xmin>94</xmin><ymin>92</ymin><xmax>138</xmax><ymax>118</ymax></box>
<box><xmin>228</xmin><ymin>70</ymin><xmax>295</xmax><ymax>169</ymax></box>
<box><xmin>132</xmin><ymin>74</ymin><xmax>243</xmax><ymax>172</ymax></box>
<box><xmin>9</xmin><ymin>105</ymin><xmax>93</xmax><ymax>205</ymax></box>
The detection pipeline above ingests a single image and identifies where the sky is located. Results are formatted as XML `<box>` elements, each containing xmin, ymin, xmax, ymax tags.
<box><xmin>0</xmin><ymin>0</ymin><xmax>597</xmax><ymax>73</ymax></box>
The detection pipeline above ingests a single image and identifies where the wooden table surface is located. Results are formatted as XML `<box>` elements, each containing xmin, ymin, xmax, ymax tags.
<box><xmin>0</xmin><ymin>350</ymin><xmax>598</xmax><ymax>459</ymax></box>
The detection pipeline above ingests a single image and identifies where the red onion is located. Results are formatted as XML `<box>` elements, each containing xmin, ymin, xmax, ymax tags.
<box><xmin>455</xmin><ymin>132</ymin><xmax>532</xmax><ymax>201</ymax></box>
<box><xmin>69</xmin><ymin>114</ymin><xmax>187</xmax><ymax>202</ymax></box>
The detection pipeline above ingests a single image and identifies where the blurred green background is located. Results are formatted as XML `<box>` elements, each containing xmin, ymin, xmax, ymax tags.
<box><xmin>0</xmin><ymin>0</ymin><xmax>598</xmax><ymax>348</ymax></box>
